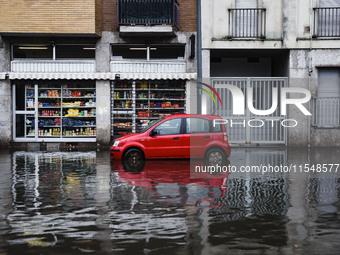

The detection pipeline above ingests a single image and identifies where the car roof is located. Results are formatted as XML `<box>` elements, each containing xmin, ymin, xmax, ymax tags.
<box><xmin>164</xmin><ymin>114</ymin><xmax>222</xmax><ymax>120</ymax></box>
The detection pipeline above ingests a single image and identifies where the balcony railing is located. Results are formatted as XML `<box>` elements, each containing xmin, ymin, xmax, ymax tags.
<box><xmin>118</xmin><ymin>0</ymin><xmax>179</xmax><ymax>29</ymax></box>
<box><xmin>313</xmin><ymin>7</ymin><xmax>340</xmax><ymax>37</ymax></box>
<box><xmin>228</xmin><ymin>8</ymin><xmax>266</xmax><ymax>38</ymax></box>
<box><xmin>11</xmin><ymin>60</ymin><xmax>96</xmax><ymax>73</ymax></box>
<box><xmin>313</xmin><ymin>97</ymin><xmax>340</xmax><ymax>127</ymax></box>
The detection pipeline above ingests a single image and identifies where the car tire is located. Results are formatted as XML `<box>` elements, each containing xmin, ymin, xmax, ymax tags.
<box><xmin>123</xmin><ymin>148</ymin><xmax>145</xmax><ymax>170</ymax></box>
<box><xmin>204</xmin><ymin>148</ymin><xmax>226</xmax><ymax>166</ymax></box>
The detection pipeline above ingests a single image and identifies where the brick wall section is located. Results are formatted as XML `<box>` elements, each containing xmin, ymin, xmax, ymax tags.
<box><xmin>0</xmin><ymin>0</ymin><xmax>101</xmax><ymax>35</ymax></box>
<box><xmin>178</xmin><ymin>0</ymin><xmax>197</xmax><ymax>31</ymax></box>
<box><xmin>102</xmin><ymin>0</ymin><xmax>197</xmax><ymax>32</ymax></box>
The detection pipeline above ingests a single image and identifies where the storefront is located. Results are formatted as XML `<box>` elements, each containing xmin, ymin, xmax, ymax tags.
<box><xmin>13</xmin><ymin>81</ymin><xmax>96</xmax><ymax>142</ymax></box>
<box><xmin>111</xmin><ymin>79</ymin><xmax>187</xmax><ymax>139</ymax></box>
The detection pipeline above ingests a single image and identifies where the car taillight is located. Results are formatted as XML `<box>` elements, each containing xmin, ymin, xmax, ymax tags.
<box><xmin>223</xmin><ymin>132</ymin><xmax>228</xmax><ymax>142</ymax></box>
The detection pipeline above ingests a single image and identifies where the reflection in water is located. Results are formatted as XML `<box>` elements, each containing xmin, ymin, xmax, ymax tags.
<box><xmin>0</xmin><ymin>148</ymin><xmax>339</xmax><ymax>254</ymax></box>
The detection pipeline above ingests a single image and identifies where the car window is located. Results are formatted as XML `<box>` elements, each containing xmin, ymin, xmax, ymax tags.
<box><xmin>212</xmin><ymin>120</ymin><xmax>224</xmax><ymax>132</ymax></box>
<box><xmin>153</xmin><ymin>118</ymin><xmax>182</xmax><ymax>136</ymax></box>
<box><xmin>139</xmin><ymin>117</ymin><xmax>164</xmax><ymax>133</ymax></box>
<box><xmin>186</xmin><ymin>118</ymin><xmax>210</xmax><ymax>134</ymax></box>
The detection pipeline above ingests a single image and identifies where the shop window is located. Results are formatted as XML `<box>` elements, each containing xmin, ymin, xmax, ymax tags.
<box><xmin>112</xmin><ymin>45</ymin><xmax>147</xmax><ymax>60</ymax></box>
<box><xmin>111</xmin><ymin>80</ymin><xmax>186</xmax><ymax>139</ymax></box>
<box><xmin>150</xmin><ymin>45</ymin><xmax>185</xmax><ymax>60</ymax></box>
<box><xmin>12</xmin><ymin>44</ymin><xmax>95</xmax><ymax>60</ymax></box>
<box><xmin>13</xmin><ymin>44</ymin><xmax>53</xmax><ymax>59</ymax></box>
<box><xmin>56</xmin><ymin>45</ymin><xmax>95</xmax><ymax>59</ymax></box>
<box><xmin>13</xmin><ymin>82</ymin><xmax>97</xmax><ymax>141</ymax></box>
<box><xmin>111</xmin><ymin>44</ymin><xmax>185</xmax><ymax>60</ymax></box>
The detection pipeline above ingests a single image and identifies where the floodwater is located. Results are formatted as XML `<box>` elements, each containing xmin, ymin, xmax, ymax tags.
<box><xmin>0</xmin><ymin>148</ymin><xmax>340</xmax><ymax>255</ymax></box>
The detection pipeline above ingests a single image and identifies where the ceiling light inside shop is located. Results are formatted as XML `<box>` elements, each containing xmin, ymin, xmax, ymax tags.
<box><xmin>129</xmin><ymin>48</ymin><xmax>157</xmax><ymax>50</ymax></box>
<box><xmin>18</xmin><ymin>46</ymin><xmax>48</xmax><ymax>50</ymax></box>
<box><xmin>83</xmin><ymin>47</ymin><xmax>96</xmax><ymax>50</ymax></box>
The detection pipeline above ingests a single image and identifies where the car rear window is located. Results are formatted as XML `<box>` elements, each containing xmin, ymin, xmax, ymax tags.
<box><xmin>186</xmin><ymin>118</ymin><xmax>210</xmax><ymax>133</ymax></box>
<box><xmin>211</xmin><ymin>119</ymin><xmax>224</xmax><ymax>133</ymax></box>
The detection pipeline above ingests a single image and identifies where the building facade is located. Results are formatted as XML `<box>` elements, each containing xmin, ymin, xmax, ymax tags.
<box><xmin>0</xmin><ymin>0</ymin><xmax>339</xmax><ymax>148</ymax></box>
<box><xmin>0</xmin><ymin>0</ymin><xmax>197</xmax><ymax>148</ymax></box>
<box><xmin>201</xmin><ymin>0</ymin><xmax>340</xmax><ymax>147</ymax></box>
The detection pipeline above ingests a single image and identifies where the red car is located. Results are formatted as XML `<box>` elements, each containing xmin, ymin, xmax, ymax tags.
<box><xmin>110</xmin><ymin>114</ymin><xmax>231</xmax><ymax>164</ymax></box>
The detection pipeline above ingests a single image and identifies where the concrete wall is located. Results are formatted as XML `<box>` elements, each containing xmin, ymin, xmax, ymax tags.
<box><xmin>100</xmin><ymin>31</ymin><xmax>197</xmax><ymax>73</ymax></box>
<box><xmin>288</xmin><ymin>49</ymin><xmax>340</xmax><ymax>147</ymax></box>
<box><xmin>0</xmin><ymin>37</ymin><xmax>12</xmax><ymax>148</ymax></box>
<box><xmin>202</xmin><ymin>0</ymin><xmax>283</xmax><ymax>50</ymax></box>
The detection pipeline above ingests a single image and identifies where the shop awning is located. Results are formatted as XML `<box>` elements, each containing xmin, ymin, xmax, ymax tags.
<box><xmin>117</xmin><ymin>73</ymin><xmax>197</xmax><ymax>80</ymax></box>
<box><xmin>9</xmin><ymin>72</ymin><xmax>197</xmax><ymax>80</ymax></box>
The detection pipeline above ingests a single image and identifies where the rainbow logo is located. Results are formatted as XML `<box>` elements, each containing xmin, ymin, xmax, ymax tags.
<box><xmin>197</xmin><ymin>82</ymin><xmax>223</xmax><ymax>107</ymax></box>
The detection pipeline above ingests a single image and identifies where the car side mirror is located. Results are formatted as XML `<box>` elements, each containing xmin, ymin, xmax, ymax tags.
<box><xmin>150</xmin><ymin>129</ymin><xmax>158</xmax><ymax>136</ymax></box>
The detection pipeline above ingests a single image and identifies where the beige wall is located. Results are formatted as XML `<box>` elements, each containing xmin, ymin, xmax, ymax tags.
<box><xmin>0</xmin><ymin>0</ymin><xmax>102</xmax><ymax>35</ymax></box>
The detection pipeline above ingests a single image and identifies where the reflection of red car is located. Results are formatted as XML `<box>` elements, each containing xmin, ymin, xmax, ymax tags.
<box><xmin>111</xmin><ymin>159</ymin><xmax>229</xmax><ymax>187</ymax></box>
<box><xmin>111</xmin><ymin>114</ymin><xmax>231</xmax><ymax>164</ymax></box>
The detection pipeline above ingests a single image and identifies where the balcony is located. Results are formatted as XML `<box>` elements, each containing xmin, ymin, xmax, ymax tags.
<box><xmin>313</xmin><ymin>7</ymin><xmax>340</xmax><ymax>38</ymax></box>
<box><xmin>118</xmin><ymin>0</ymin><xmax>179</xmax><ymax>36</ymax></box>
<box><xmin>228</xmin><ymin>8</ymin><xmax>266</xmax><ymax>39</ymax></box>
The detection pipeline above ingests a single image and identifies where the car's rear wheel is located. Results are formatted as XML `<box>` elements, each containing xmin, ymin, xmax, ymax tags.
<box><xmin>123</xmin><ymin>148</ymin><xmax>145</xmax><ymax>169</ymax></box>
<box><xmin>205</xmin><ymin>148</ymin><xmax>226</xmax><ymax>166</ymax></box>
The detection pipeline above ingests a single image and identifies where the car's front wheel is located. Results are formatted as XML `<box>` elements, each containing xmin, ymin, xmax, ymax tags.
<box><xmin>205</xmin><ymin>148</ymin><xmax>226</xmax><ymax>166</ymax></box>
<box><xmin>123</xmin><ymin>148</ymin><xmax>145</xmax><ymax>169</ymax></box>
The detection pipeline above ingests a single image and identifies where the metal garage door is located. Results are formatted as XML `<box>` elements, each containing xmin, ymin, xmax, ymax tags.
<box><xmin>211</xmin><ymin>77</ymin><xmax>287</xmax><ymax>145</ymax></box>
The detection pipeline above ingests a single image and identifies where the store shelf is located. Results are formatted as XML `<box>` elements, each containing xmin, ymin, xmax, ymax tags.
<box><xmin>38</xmin><ymin>88</ymin><xmax>61</xmax><ymax>90</ymax></box>
<box><xmin>136</xmin><ymin>98</ymin><xmax>185</xmax><ymax>101</ymax></box>
<box><xmin>38</xmin><ymin>97</ymin><xmax>61</xmax><ymax>99</ymax></box>
<box><xmin>114</xmin><ymin>88</ymin><xmax>133</xmax><ymax>91</ymax></box>
<box><xmin>62</xmin><ymin>88</ymin><xmax>96</xmax><ymax>90</ymax></box>
<box><xmin>113</xmin><ymin>117</ymin><xmax>134</xmax><ymax>119</ymax></box>
<box><xmin>67</xmin><ymin>125</ymin><xmax>96</xmax><ymax>128</ymax></box>
<box><xmin>63</xmin><ymin>116</ymin><xmax>96</xmax><ymax>118</ymax></box>
<box><xmin>62</xmin><ymin>106</ymin><xmax>96</xmax><ymax>108</ymax></box>
<box><xmin>39</xmin><ymin>116</ymin><xmax>62</xmax><ymax>118</ymax></box>
<box><xmin>63</xmin><ymin>96</ymin><xmax>96</xmax><ymax>99</ymax></box>
<box><xmin>38</xmin><ymin>135</ymin><xmax>61</xmax><ymax>137</ymax></box>
<box><xmin>137</xmin><ymin>117</ymin><xmax>159</xmax><ymax>120</ymax></box>
<box><xmin>136</xmin><ymin>88</ymin><xmax>185</xmax><ymax>91</ymax></box>
<box><xmin>39</xmin><ymin>106</ymin><xmax>61</xmax><ymax>108</ymax></box>
<box><xmin>64</xmin><ymin>135</ymin><xmax>96</xmax><ymax>137</ymax></box>
<box><xmin>41</xmin><ymin>126</ymin><xmax>61</xmax><ymax>128</ymax></box>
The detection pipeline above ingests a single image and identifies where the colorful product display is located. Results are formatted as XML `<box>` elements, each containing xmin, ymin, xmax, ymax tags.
<box><xmin>24</xmin><ymin>84</ymin><xmax>96</xmax><ymax>139</ymax></box>
<box><xmin>112</xmin><ymin>80</ymin><xmax>186</xmax><ymax>138</ymax></box>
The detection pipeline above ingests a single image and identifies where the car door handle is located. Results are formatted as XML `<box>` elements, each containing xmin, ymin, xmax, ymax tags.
<box><xmin>173</xmin><ymin>137</ymin><xmax>180</xmax><ymax>140</ymax></box>
<box><xmin>204</xmin><ymin>136</ymin><xmax>210</xmax><ymax>138</ymax></box>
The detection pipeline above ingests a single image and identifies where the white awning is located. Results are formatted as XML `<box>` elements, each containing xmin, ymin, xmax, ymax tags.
<box><xmin>118</xmin><ymin>73</ymin><xmax>197</xmax><ymax>80</ymax></box>
<box><xmin>9</xmin><ymin>72</ymin><xmax>102</xmax><ymax>80</ymax></box>
<box><xmin>9</xmin><ymin>72</ymin><xmax>197</xmax><ymax>80</ymax></box>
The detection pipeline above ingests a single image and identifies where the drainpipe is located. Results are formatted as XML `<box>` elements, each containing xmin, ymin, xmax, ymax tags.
<box><xmin>197</xmin><ymin>0</ymin><xmax>202</xmax><ymax>114</ymax></box>
<box><xmin>308</xmin><ymin>0</ymin><xmax>313</xmax><ymax>148</ymax></box>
